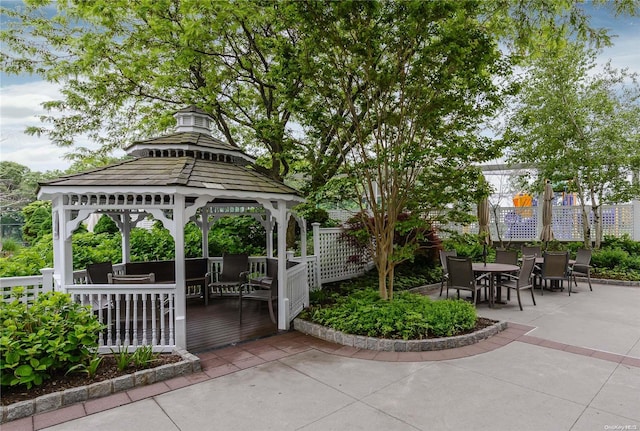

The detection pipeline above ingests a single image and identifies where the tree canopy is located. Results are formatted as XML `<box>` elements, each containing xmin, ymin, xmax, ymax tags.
<box><xmin>504</xmin><ymin>42</ymin><xmax>640</xmax><ymax>248</ymax></box>
<box><xmin>2</xmin><ymin>0</ymin><xmax>634</xmax><ymax>188</ymax></box>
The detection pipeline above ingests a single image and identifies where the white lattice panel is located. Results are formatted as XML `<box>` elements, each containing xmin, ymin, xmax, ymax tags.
<box><xmin>437</xmin><ymin>204</ymin><xmax>637</xmax><ymax>242</ymax></box>
<box><xmin>316</xmin><ymin>228</ymin><xmax>367</xmax><ymax>284</ymax></box>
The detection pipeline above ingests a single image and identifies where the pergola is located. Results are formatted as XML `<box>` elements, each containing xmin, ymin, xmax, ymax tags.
<box><xmin>37</xmin><ymin>106</ymin><xmax>306</xmax><ymax>349</ymax></box>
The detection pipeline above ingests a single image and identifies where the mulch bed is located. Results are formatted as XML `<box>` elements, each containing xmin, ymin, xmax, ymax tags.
<box><xmin>1</xmin><ymin>354</ymin><xmax>182</xmax><ymax>407</ymax></box>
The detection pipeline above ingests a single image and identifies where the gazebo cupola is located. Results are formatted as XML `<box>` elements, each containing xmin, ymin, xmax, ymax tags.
<box><xmin>174</xmin><ymin>105</ymin><xmax>214</xmax><ymax>134</ymax></box>
<box><xmin>126</xmin><ymin>105</ymin><xmax>255</xmax><ymax>166</ymax></box>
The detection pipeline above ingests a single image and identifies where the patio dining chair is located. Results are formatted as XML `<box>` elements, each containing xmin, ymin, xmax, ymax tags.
<box><xmin>439</xmin><ymin>250</ymin><xmax>457</xmax><ymax>296</ymax></box>
<box><xmin>538</xmin><ymin>251</ymin><xmax>571</xmax><ymax>295</ymax></box>
<box><xmin>446</xmin><ymin>256</ymin><xmax>483</xmax><ymax>305</ymax></box>
<box><xmin>496</xmin><ymin>249</ymin><xmax>519</xmax><ymax>266</ymax></box>
<box><xmin>521</xmin><ymin>245</ymin><xmax>543</xmax><ymax>280</ymax></box>
<box><xmin>239</xmin><ymin>258</ymin><xmax>278</xmax><ymax>324</ymax></box>
<box><xmin>495</xmin><ymin>249</ymin><xmax>519</xmax><ymax>286</ymax></box>
<box><xmin>86</xmin><ymin>261</ymin><xmax>114</xmax><ymax>284</ymax></box>
<box><xmin>503</xmin><ymin>255</ymin><xmax>537</xmax><ymax>311</ymax></box>
<box><xmin>570</xmin><ymin>248</ymin><xmax>593</xmax><ymax>292</ymax></box>
<box><xmin>208</xmin><ymin>253</ymin><xmax>250</xmax><ymax>304</ymax></box>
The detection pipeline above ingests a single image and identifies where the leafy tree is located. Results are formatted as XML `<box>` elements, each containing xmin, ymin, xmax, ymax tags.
<box><xmin>92</xmin><ymin>215</ymin><xmax>119</xmax><ymax>235</ymax></box>
<box><xmin>292</xmin><ymin>1</ymin><xmax>505</xmax><ymax>299</ymax></box>
<box><xmin>0</xmin><ymin>162</ymin><xmax>31</xmax><ymax>211</ymax></box>
<box><xmin>504</xmin><ymin>43</ymin><xmax>640</xmax><ymax>248</ymax></box>
<box><xmin>0</xmin><ymin>162</ymin><xmax>62</xmax><ymax>207</ymax></box>
<box><xmin>21</xmin><ymin>201</ymin><xmax>52</xmax><ymax>246</ymax></box>
<box><xmin>0</xmin><ymin>0</ymin><xmax>304</xmax><ymax>181</ymax></box>
<box><xmin>208</xmin><ymin>216</ymin><xmax>266</xmax><ymax>256</ymax></box>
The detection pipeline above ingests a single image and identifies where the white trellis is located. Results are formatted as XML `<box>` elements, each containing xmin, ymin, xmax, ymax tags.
<box><xmin>312</xmin><ymin>223</ymin><xmax>369</xmax><ymax>285</ymax></box>
<box><xmin>442</xmin><ymin>202</ymin><xmax>639</xmax><ymax>242</ymax></box>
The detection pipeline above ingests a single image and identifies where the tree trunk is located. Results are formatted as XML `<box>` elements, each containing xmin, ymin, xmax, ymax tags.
<box><xmin>580</xmin><ymin>206</ymin><xmax>591</xmax><ymax>248</ymax></box>
<box><xmin>387</xmin><ymin>265</ymin><xmax>394</xmax><ymax>301</ymax></box>
<box><xmin>593</xmin><ymin>205</ymin><xmax>602</xmax><ymax>249</ymax></box>
<box><xmin>377</xmin><ymin>253</ymin><xmax>389</xmax><ymax>300</ymax></box>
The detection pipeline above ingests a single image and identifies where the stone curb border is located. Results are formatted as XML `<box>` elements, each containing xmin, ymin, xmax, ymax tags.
<box><xmin>1</xmin><ymin>349</ymin><xmax>201</xmax><ymax>424</ymax></box>
<box><xmin>293</xmin><ymin>318</ymin><xmax>508</xmax><ymax>352</ymax></box>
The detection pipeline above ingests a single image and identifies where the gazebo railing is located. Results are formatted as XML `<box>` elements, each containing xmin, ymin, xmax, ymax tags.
<box><xmin>67</xmin><ymin>284</ymin><xmax>176</xmax><ymax>353</ymax></box>
<box><xmin>285</xmin><ymin>260</ymin><xmax>308</xmax><ymax>321</ymax></box>
<box><xmin>1</xmin><ymin>270</ymin><xmax>176</xmax><ymax>353</ymax></box>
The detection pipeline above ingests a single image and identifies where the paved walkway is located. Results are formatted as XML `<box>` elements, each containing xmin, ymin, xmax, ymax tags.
<box><xmin>6</xmin><ymin>281</ymin><xmax>640</xmax><ymax>431</ymax></box>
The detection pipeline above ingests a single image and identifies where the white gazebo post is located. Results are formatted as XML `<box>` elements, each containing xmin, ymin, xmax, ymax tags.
<box><xmin>51</xmin><ymin>196</ymin><xmax>73</xmax><ymax>292</ymax></box>
<box><xmin>265</xmin><ymin>200</ymin><xmax>288</xmax><ymax>330</ymax></box>
<box><xmin>196</xmin><ymin>207</ymin><xmax>211</xmax><ymax>258</ymax></box>
<box><xmin>173</xmin><ymin>195</ymin><xmax>187</xmax><ymax>350</ymax></box>
<box><xmin>266</xmin><ymin>217</ymin><xmax>274</xmax><ymax>258</ymax></box>
<box><xmin>121</xmin><ymin>212</ymin><xmax>132</xmax><ymax>264</ymax></box>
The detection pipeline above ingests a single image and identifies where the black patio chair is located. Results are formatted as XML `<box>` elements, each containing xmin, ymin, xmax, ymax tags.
<box><xmin>446</xmin><ymin>256</ymin><xmax>483</xmax><ymax>305</ymax></box>
<box><xmin>538</xmin><ymin>251</ymin><xmax>571</xmax><ymax>295</ymax></box>
<box><xmin>439</xmin><ymin>250</ymin><xmax>457</xmax><ymax>296</ymax></box>
<box><xmin>503</xmin><ymin>255</ymin><xmax>537</xmax><ymax>311</ymax></box>
<box><xmin>570</xmin><ymin>248</ymin><xmax>593</xmax><ymax>292</ymax></box>
<box><xmin>240</xmin><ymin>258</ymin><xmax>278</xmax><ymax>324</ymax></box>
<box><xmin>86</xmin><ymin>261</ymin><xmax>114</xmax><ymax>284</ymax></box>
<box><xmin>207</xmin><ymin>253</ymin><xmax>250</xmax><ymax>305</ymax></box>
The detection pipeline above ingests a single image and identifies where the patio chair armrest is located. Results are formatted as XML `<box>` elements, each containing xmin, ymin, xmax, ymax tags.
<box><xmin>475</xmin><ymin>273</ymin><xmax>490</xmax><ymax>282</ymax></box>
<box><xmin>239</xmin><ymin>270</ymin><xmax>250</xmax><ymax>282</ymax></box>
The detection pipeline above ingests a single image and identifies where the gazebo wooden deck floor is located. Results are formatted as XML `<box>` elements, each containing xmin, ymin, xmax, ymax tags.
<box><xmin>186</xmin><ymin>297</ymin><xmax>277</xmax><ymax>353</ymax></box>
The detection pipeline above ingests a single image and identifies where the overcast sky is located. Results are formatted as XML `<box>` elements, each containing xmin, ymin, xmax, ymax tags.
<box><xmin>1</xmin><ymin>2</ymin><xmax>639</xmax><ymax>174</ymax></box>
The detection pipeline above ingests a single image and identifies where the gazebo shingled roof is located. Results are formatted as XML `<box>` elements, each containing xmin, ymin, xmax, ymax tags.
<box><xmin>41</xmin><ymin>156</ymin><xmax>299</xmax><ymax>195</ymax></box>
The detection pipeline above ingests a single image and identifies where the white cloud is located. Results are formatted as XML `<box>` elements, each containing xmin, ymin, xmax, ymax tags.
<box><xmin>0</xmin><ymin>80</ymin><xmax>73</xmax><ymax>172</ymax></box>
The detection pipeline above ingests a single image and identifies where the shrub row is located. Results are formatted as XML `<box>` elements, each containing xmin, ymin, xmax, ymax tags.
<box><xmin>304</xmin><ymin>289</ymin><xmax>477</xmax><ymax>340</ymax></box>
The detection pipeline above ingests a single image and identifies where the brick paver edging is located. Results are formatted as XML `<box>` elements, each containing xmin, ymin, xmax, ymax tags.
<box><xmin>0</xmin><ymin>349</ymin><xmax>201</xmax><ymax>424</ymax></box>
<box><xmin>293</xmin><ymin>318</ymin><xmax>508</xmax><ymax>352</ymax></box>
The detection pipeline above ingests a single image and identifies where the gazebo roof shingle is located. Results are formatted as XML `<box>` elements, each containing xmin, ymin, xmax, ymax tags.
<box><xmin>41</xmin><ymin>156</ymin><xmax>299</xmax><ymax>195</ymax></box>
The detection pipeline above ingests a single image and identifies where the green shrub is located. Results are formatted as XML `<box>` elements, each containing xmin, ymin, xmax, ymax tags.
<box><xmin>443</xmin><ymin>232</ymin><xmax>485</xmax><ymax>260</ymax></box>
<box><xmin>602</xmin><ymin>234</ymin><xmax>640</xmax><ymax>255</ymax></box>
<box><xmin>1</xmin><ymin>238</ymin><xmax>21</xmax><ymax>254</ymax></box>
<box><xmin>591</xmin><ymin>248</ymin><xmax>629</xmax><ymax>270</ymax></box>
<box><xmin>93</xmin><ymin>215</ymin><xmax>119</xmax><ymax>235</ymax></box>
<box><xmin>426</xmin><ymin>299</ymin><xmax>477</xmax><ymax>337</ymax></box>
<box><xmin>111</xmin><ymin>345</ymin><xmax>135</xmax><ymax>371</ymax></box>
<box><xmin>593</xmin><ymin>267</ymin><xmax>640</xmax><ymax>281</ymax></box>
<box><xmin>0</xmin><ymin>291</ymin><xmax>105</xmax><ymax>389</ymax></box>
<box><xmin>305</xmin><ymin>289</ymin><xmax>476</xmax><ymax>340</ymax></box>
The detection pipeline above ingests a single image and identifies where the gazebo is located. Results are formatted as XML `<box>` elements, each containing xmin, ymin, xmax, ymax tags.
<box><xmin>37</xmin><ymin>106</ymin><xmax>308</xmax><ymax>350</ymax></box>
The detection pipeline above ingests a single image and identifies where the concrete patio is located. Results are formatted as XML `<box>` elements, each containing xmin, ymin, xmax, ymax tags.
<box><xmin>6</xmin><ymin>280</ymin><xmax>640</xmax><ymax>431</ymax></box>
